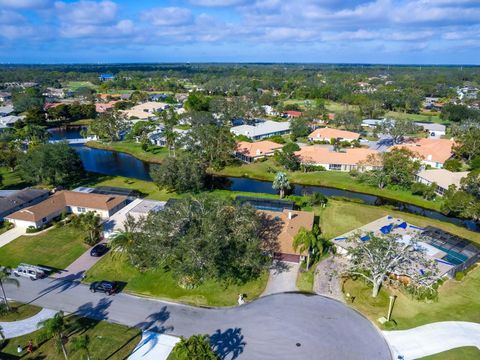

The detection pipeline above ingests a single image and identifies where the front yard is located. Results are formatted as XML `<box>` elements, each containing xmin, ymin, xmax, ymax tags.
<box><xmin>0</xmin><ymin>225</ymin><xmax>88</xmax><ymax>269</ymax></box>
<box><xmin>86</xmin><ymin>253</ymin><xmax>268</xmax><ymax>307</ymax></box>
<box><xmin>343</xmin><ymin>264</ymin><xmax>480</xmax><ymax>330</ymax></box>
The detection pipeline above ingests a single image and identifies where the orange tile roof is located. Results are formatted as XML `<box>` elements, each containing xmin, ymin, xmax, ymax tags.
<box><xmin>236</xmin><ymin>141</ymin><xmax>283</xmax><ymax>157</ymax></box>
<box><xmin>6</xmin><ymin>191</ymin><xmax>126</xmax><ymax>222</ymax></box>
<box><xmin>308</xmin><ymin>127</ymin><xmax>360</xmax><ymax>141</ymax></box>
<box><xmin>261</xmin><ymin>209</ymin><xmax>315</xmax><ymax>256</ymax></box>
<box><xmin>392</xmin><ymin>138</ymin><xmax>455</xmax><ymax>164</ymax></box>
<box><xmin>95</xmin><ymin>101</ymin><xmax>118</xmax><ymax>113</ymax></box>
<box><xmin>295</xmin><ymin>146</ymin><xmax>380</xmax><ymax>166</ymax></box>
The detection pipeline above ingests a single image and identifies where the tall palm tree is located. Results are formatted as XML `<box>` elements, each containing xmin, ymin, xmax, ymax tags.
<box><xmin>272</xmin><ymin>172</ymin><xmax>291</xmax><ymax>198</ymax></box>
<box><xmin>109</xmin><ymin>214</ymin><xmax>139</xmax><ymax>262</ymax></box>
<box><xmin>293</xmin><ymin>226</ymin><xmax>325</xmax><ymax>271</ymax></box>
<box><xmin>38</xmin><ymin>311</ymin><xmax>69</xmax><ymax>360</ymax></box>
<box><xmin>0</xmin><ymin>266</ymin><xmax>19</xmax><ymax>312</ymax></box>
<box><xmin>72</xmin><ymin>334</ymin><xmax>91</xmax><ymax>360</ymax></box>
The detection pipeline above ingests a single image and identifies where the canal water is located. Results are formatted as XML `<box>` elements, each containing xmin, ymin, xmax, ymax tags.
<box><xmin>48</xmin><ymin>127</ymin><xmax>479</xmax><ymax>232</ymax></box>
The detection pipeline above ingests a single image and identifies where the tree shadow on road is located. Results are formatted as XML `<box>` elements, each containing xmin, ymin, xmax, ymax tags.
<box><xmin>210</xmin><ymin>327</ymin><xmax>246</xmax><ymax>360</ymax></box>
<box><xmin>73</xmin><ymin>297</ymin><xmax>112</xmax><ymax>323</ymax></box>
<box><xmin>133</xmin><ymin>306</ymin><xmax>173</xmax><ymax>333</ymax></box>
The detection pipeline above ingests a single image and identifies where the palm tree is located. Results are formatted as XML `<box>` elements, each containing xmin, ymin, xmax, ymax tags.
<box><xmin>272</xmin><ymin>172</ymin><xmax>291</xmax><ymax>198</ymax></box>
<box><xmin>172</xmin><ymin>334</ymin><xmax>217</xmax><ymax>359</ymax></box>
<box><xmin>38</xmin><ymin>311</ymin><xmax>69</xmax><ymax>360</ymax></box>
<box><xmin>0</xmin><ymin>266</ymin><xmax>20</xmax><ymax>312</ymax></box>
<box><xmin>71</xmin><ymin>212</ymin><xmax>102</xmax><ymax>246</ymax></box>
<box><xmin>0</xmin><ymin>325</ymin><xmax>5</xmax><ymax>343</ymax></box>
<box><xmin>72</xmin><ymin>335</ymin><xmax>91</xmax><ymax>360</ymax></box>
<box><xmin>293</xmin><ymin>225</ymin><xmax>326</xmax><ymax>271</ymax></box>
<box><xmin>108</xmin><ymin>214</ymin><xmax>139</xmax><ymax>263</ymax></box>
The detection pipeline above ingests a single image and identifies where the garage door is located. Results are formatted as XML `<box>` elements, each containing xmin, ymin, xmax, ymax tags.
<box><xmin>274</xmin><ymin>253</ymin><xmax>300</xmax><ymax>263</ymax></box>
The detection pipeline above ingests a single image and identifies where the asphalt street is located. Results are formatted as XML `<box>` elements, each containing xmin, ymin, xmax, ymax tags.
<box><xmin>5</xmin><ymin>276</ymin><xmax>392</xmax><ymax>359</ymax></box>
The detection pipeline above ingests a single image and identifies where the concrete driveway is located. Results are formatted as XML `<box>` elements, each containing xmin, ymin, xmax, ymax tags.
<box><xmin>128</xmin><ymin>331</ymin><xmax>180</xmax><ymax>360</ymax></box>
<box><xmin>5</xmin><ymin>277</ymin><xmax>391</xmax><ymax>359</ymax></box>
<box><xmin>0</xmin><ymin>226</ymin><xmax>25</xmax><ymax>248</ymax></box>
<box><xmin>383</xmin><ymin>321</ymin><xmax>480</xmax><ymax>359</ymax></box>
<box><xmin>262</xmin><ymin>261</ymin><xmax>300</xmax><ymax>296</ymax></box>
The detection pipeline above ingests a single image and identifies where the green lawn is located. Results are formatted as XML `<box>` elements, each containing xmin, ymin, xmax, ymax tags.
<box><xmin>68</xmin><ymin>118</ymin><xmax>94</xmax><ymax>126</ymax></box>
<box><xmin>66</xmin><ymin>81</ymin><xmax>98</xmax><ymax>91</ymax></box>
<box><xmin>296</xmin><ymin>265</ymin><xmax>316</xmax><ymax>292</ymax></box>
<box><xmin>314</xmin><ymin>199</ymin><xmax>480</xmax><ymax>244</ymax></box>
<box><xmin>0</xmin><ymin>167</ymin><xmax>29</xmax><ymax>190</ymax></box>
<box><xmin>86</xmin><ymin>253</ymin><xmax>268</xmax><ymax>307</ymax></box>
<box><xmin>0</xmin><ymin>302</ymin><xmax>41</xmax><ymax>322</ymax></box>
<box><xmin>86</xmin><ymin>141</ymin><xmax>169</xmax><ymax>164</ymax></box>
<box><xmin>419</xmin><ymin>347</ymin><xmax>480</xmax><ymax>360</ymax></box>
<box><xmin>386</xmin><ymin>110</ymin><xmax>442</xmax><ymax>124</ymax></box>
<box><xmin>0</xmin><ymin>225</ymin><xmax>88</xmax><ymax>270</ymax></box>
<box><xmin>0</xmin><ymin>316</ymin><xmax>141</xmax><ymax>360</ymax></box>
<box><xmin>343</xmin><ymin>264</ymin><xmax>480</xmax><ymax>330</ymax></box>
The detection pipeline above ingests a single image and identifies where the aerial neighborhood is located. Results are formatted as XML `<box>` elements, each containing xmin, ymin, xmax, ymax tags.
<box><xmin>0</xmin><ymin>62</ymin><xmax>479</xmax><ymax>360</ymax></box>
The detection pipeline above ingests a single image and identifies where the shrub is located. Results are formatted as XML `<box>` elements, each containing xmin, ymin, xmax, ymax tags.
<box><xmin>265</xmin><ymin>135</ymin><xmax>286</xmax><ymax>144</ymax></box>
<box><xmin>444</xmin><ymin>158</ymin><xmax>463</xmax><ymax>172</ymax></box>
<box><xmin>455</xmin><ymin>271</ymin><xmax>465</xmax><ymax>281</ymax></box>
<box><xmin>26</xmin><ymin>226</ymin><xmax>39</xmax><ymax>234</ymax></box>
<box><xmin>306</xmin><ymin>192</ymin><xmax>328</xmax><ymax>207</ymax></box>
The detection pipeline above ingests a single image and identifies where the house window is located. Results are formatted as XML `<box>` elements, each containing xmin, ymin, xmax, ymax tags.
<box><xmin>77</xmin><ymin>207</ymin><xmax>86</xmax><ymax>213</ymax></box>
<box><xmin>329</xmin><ymin>164</ymin><xmax>342</xmax><ymax>171</ymax></box>
<box><xmin>42</xmin><ymin>217</ymin><xmax>47</xmax><ymax>223</ymax></box>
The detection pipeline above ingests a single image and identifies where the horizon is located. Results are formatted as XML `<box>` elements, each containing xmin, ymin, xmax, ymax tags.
<box><xmin>0</xmin><ymin>0</ymin><xmax>479</xmax><ymax>64</ymax></box>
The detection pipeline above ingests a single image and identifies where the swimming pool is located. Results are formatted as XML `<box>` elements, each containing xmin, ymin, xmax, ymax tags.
<box><xmin>431</xmin><ymin>244</ymin><xmax>469</xmax><ymax>265</ymax></box>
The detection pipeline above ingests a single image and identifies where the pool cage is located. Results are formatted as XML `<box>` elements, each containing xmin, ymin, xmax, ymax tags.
<box><xmin>421</xmin><ymin>226</ymin><xmax>480</xmax><ymax>275</ymax></box>
<box><xmin>235</xmin><ymin>196</ymin><xmax>295</xmax><ymax>212</ymax></box>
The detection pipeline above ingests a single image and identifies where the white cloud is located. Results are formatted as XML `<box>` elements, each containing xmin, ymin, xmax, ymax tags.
<box><xmin>55</xmin><ymin>0</ymin><xmax>118</xmax><ymax>25</ymax></box>
<box><xmin>142</xmin><ymin>7</ymin><xmax>193</xmax><ymax>27</ymax></box>
<box><xmin>189</xmin><ymin>0</ymin><xmax>252</xmax><ymax>7</ymax></box>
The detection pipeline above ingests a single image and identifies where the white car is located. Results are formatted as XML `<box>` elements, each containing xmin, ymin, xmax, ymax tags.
<box><xmin>13</xmin><ymin>264</ymin><xmax>49</xmax><ymax>280</ymax></box>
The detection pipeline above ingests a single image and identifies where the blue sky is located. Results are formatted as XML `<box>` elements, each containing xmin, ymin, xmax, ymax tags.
<box><xmin>0</xmin><ymin>0</ymin><xmax>479</xmax><ymax>64</ymax></box>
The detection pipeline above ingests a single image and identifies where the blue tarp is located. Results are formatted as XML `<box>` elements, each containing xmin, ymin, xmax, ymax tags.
<box><xmin>360</xmin><ymin>235</ymin><xmax>371</xmax><ymax>241</ymax></box>
<box><xmin>380</xmin><ymin>223</ymin><xmax>394</xmax><ymax>234</ymax></box>
<box><xmin>335</xmin><ymin>237</ymin><xmax>347</xmax><ymax>241</ymax></box>
<box><xmin>397</xmin><ymin>222</ymin><xmax>408</xmax><ymax>230</ymax></box>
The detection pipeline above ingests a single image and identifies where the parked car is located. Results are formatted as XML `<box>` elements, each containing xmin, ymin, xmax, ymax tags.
<box><xmin>13</xmin><ymin>263</ymin><xmax>49</xmax><ymax>280</ymax></box>
<box><xmin>89</xmin><ymin>281</ymin><xmax>117</xmax><ymax>295</ymax></box>
<box><xmin>90</xmin><ymin>243</ymin><xmax>109</xmax><ymax>257</ymax></box>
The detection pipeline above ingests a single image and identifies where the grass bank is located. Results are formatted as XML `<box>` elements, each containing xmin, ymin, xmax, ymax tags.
<box><xmin>86</xmin><ymin>140</ymin><xmax>169</xmax><ymax>164</ymax></box>
<box><xmin>343</xmin><ymin>264</ymin><xmax>480</xmax><ymax>330</ymax></box>
<box><xmin>0</xmin><ymin>225</ymin><xmax>88</xmax><ymax>269</ymax></box>
<box><xmin>83</xmin><ymin>140</ymin><xmax>444</xmax><ymax>212</ymax></box>
<box><xmin>419</xmin><ymin>347</ymin><xmax>480</xmax><ymax>359</ymax></box>
<box><xmin>86</xmin><ymin>253</ymin><xmax>268</xmax><ymax>307</ymax></box>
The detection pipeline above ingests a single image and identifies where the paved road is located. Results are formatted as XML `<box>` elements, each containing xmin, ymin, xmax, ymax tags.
<box><xmin>383</xmin><ymin>321</ymin><xmax>480</xmax><ymax>359</ymax></box>
<box><xmin>5</xmin><ymin>276</ymin><xmax>391</xmax><ymax>360</ymax></box>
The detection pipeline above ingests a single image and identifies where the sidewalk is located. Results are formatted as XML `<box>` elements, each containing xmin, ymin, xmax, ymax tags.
<box><xmin>128</xmin><ymin>331</ymin><xmax>180</xmax><ymax>360</ymax></box>
<box><xmin>0</xmin><ymin>308</ymin><xmax>57</xmax><ymax>339</ymax></box>
<box><xmin>0</xmin><ymin>226</ymin><xmax>25</xmax><ymax>248</ymax></box>
<box><xmin>383</xmin><ymin>321</ymin><xmax>480</xmax><ymax>359</ymax></box>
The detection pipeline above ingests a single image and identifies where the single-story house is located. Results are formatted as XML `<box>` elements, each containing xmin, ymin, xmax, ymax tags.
<box><xmin>235</xmin><ymin>140</ymin><xmax>283</xmax><ymax>163</ymax></box>
<box><xmin>0</xmin><ymin>92</ymin><xmax>11</xmax><ymax>103</ymax></box>
<box><xmin>149</xmin><ymin>93</ymin><xmax>169</xmax><ymax>102</ymax></box>
<box><xmin>122</xmin><ymin>102</ymin><xmax>169</xmax><ymax>120</ymax></box>
<box><xmin>332</xmin><ymin>216</ymin><xmax>480</xmax><ymax>279</ymax></box>
<box><xmin>0</xmin><ymin>115</ymin><xmax>24</xmax><ymax>129</ymax></box>
<box><xmin>308</xmin><ymin>127</ymin><xmax>361</xmax><ymax>143</ymax></box>
<box><xmin>261</xmin><ymin>209</ymin><xmax>315</xmax><ymax>263</ymax></box>
<box><xmin>284</xmin><ymin>110</ymin><xmax>303</xmax><ymax>118</ymax></box>
<box><xmin>391</xmin><ymin>138</ymin><xmax>455</xmax><ymax>169</ymax></box>
<box><xmin>230</xmin><ymin>120</ymin><xmax>290</xmax><ymax>141</ymax></box>
<box><xmin>416</xmin><ymin>169</ymin><xmax>469</xmax><ymax>196</ymax></box>
<box><xmin>0</xmin><ymin>105</ymin><xmax>14</xmax><ymax>117</ymax></box>
<box><xmin>95</xmin><ymin>101</ymin><xmax>118</xmax><ymax>113</ymax></box>
<box><xmin>361</xmin><ymin>119</ymin><xmax>387</xmax><ymax>128</ymax></box>
<box><xmin>0</xmin><ymin>188</ymin><xmax>49</xmax><ymax>221</ymax></box>
<box><xmin>5</xmin><ymin>191</ymin><xmax>127</xmax><ymax>229</ymax></box>
<box><xmin>148</xmin><ymin>127</ymin><xmax>189</xmax><ymax>146</ymax></box>
<box><xmin>415</xmin><ymin>123</ymin><xmax>446</xmax><ymax>138</ymax></box>
<box><xmin>295</xmin><ymin>146</ymin><xmax>381</xmax><ymax>172</ymax></box>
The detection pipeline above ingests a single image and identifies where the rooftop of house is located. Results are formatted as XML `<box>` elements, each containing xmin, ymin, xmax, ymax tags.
<box><xmin>122</xmin><ymin>101</ymin><xmax>168</xmax><ymax>119</ymax></box>
<box><xmin>236</xmin><ymin>140</ymin><xmax>283</xmax><ymax>157</ymax></box>
<box><xmin>6</xmin><ymin>191</ymin><xmax>127</xmax><ymax>222</ymax></box>
<box><xmin>0</xmin><ymin>105</ymin><xmax>14</xmax><ymax>115</ymax></box>
<box><xmin>0</xmin><ymin>188</ymin><xmax>49</xmax><ymax>216</ymax></box>
<box><xmin>95</xmin><ymin>101</ymin><xmax>118</xmax><ymax>113</ymax></box>
<box><xmin>417</xmin><ymin>169</ymin><xmax>469</xmax><ymax>190</ymax></box>
<box><xmin>392</xmin><ymin>138</ymin><xmax>455</xmax><ymax>164</ymax></box>
<box><xmin>230</xmin><ymin>120</ymin><xmax>290</xmax><ymax>137</ymax></box>
<box><xmin>261</xmin><ymin>209</ymin><xmax>315</xmax><ymax>256</ymax></box>
<box><xmin>295</xmin><ymin>146</ymin><xmax>380</xmax><ymax>166</ymax></box>
<box><xmin>309</xmin><ymin>127</ymin><xmax>361</xmax><ymax>140</ymax></box>
<box><xmin>284</xmin><ymin>110</ymin><xmax>303</xmax><ymax>117</ymax></box>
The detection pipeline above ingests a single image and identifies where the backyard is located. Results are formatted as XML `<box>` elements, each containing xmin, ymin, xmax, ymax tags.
<box><xmin>86</xmin><ymin>253</ymin><xmax>268</xmax><ymax>307</ymax></box>
<box><xmin>86</xmin><ymin>140</ymin><xmax>170</xmax><ymax>164</ymax></box>
<box><xmin>0</xmin><ymin>225</ymin><xmax>88</xmax><ymax>269</ymax></box>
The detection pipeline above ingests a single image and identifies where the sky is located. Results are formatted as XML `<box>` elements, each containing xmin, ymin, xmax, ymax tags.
<box><xmin>0</xmin><ymin>0</ymin><xmax>479</xmax><ymax>64</ymax></box>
